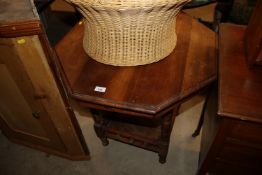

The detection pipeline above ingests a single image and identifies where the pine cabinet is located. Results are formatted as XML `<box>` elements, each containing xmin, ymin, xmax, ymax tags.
<box><xmin>0</xmin><ymin>0</ymin><xmax>89</xmax><ymax>160</ymax></box>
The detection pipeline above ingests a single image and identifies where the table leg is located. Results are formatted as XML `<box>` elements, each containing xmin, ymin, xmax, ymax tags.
<box><xmin>192</xmin><ymin>87</ymin><xmax>211</xmax><ymax>137</ymax></box>
<box><xmin>191</xmin><ymin>99</ymin><xmax>207</xmax><ymax>137</ymax></box>
<box><xmin>158</xmin><ymin>105</ymin><xmax>180</xmax><ymax>163</ymax></box>
<box><xmin>90</xmin><ymin>109</ymin><xmax>109</xmax><ymax>146</ymax></box>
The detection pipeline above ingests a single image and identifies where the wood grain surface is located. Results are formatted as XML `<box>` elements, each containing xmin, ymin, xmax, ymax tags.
<box><xmin>219</xmin><ymin>23</ymin><xmax>262</xmax><ymax>123</ymax></box>
<box><xmin>0</xmin><ymin>0</ymin><xmax>41</xmax><ymax>38</ymax></box>
<box><xmin>55</xmin><ymin>13</ymin><xmax>217</xmax><ymax>116</ymax></box>
<box><xmin>244</xmin><ymin>0</ymin><xmax>262</xmax><ymax>66</ymax></box>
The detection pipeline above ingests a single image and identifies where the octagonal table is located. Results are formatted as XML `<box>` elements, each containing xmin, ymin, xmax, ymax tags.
<box><xmin>54</xmin><ymin>13</ymin><xmax>217</xmax><ymax>163</ymax></box>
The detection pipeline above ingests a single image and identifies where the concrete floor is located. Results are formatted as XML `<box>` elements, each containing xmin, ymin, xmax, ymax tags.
<box><xmin>0</xmin><ymin>95</ymin><xmax>204</xmax><ymax>175</ymax></box>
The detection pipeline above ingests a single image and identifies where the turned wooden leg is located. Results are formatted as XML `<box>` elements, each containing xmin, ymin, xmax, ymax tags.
<box><xmin>93</xmin><ymin>122</ymin><xmax>109</xmax><ymax>146</ymax></box>
<box><xmin>91</xmin><ymin>109</ymin><xmax>109</xmax><ymax>146</ymax></box>
<box><xmin>158</xmin><ymin>141</ymin><xmax>168</xmax><ymax>164</ymax></box>
<box><xmin>192</xmin><ymin>87</ymin><xmax>211</xmax><ymax>137</ymax></box>
<box><xmin>158</xmin><ymin>105</ymin><xmax>180</xmax><ymax>163</ymax></box>
<box><xmin>192</xmin><ymin>100</ymin><xmax>206</xmax><ymax>137</ymax></box>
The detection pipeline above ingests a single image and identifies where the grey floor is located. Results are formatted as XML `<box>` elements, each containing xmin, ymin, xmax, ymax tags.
<box><xmin>0</xmin><ymin>95</ymin><xmax>204</xmax><ymax>175</ymax></box>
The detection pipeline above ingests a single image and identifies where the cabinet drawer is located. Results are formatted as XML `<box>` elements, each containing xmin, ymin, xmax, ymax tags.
<box><xmin>228</xmin><ymin>120</ymin><xmax>262</xmax><ymax>145</ymax></box>
<box><xmin>217</xmin><ymin>141</ymin><xmax>262</xmax><ymax>167</ymax></box>
<box><xmin>211</xmin><ymin>161</ymin><xmax>262</xmax><ymax>175</ymax></box>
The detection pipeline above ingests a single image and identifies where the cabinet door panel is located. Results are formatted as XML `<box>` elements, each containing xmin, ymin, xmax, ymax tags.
<box><xmin>12</xmin><ymin>35</ymin><xmax>86</xmax><ymax>155</ymax></box>
<box><xmin>0</xmin><ymin>0</ymin><xmax>89</xmax><ymax>158</ymax></box>
<box><xmin>0</xmin><ymin>64</ymin><xmax>47</xmax><ymax>138</ymax></box>
<box><xmin>0</xmin><ymin>38</ymin><xmax>65</xmax><ymax>150</ymax></box>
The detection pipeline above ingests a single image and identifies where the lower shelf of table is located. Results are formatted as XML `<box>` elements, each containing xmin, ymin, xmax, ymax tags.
<box><xmin>105</xmin><ymin>118</ymin><xmax>162</xmax><ymax>152</ymax></box>
<box><xmin>91</xmin><ymin>109</ymin><xmax>176</xmax><ymax>163</ymax></box>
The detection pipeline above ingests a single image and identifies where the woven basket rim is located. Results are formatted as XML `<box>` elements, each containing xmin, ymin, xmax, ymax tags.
<box><xmin>67</xmin><ymin>0</ymin><xmax>190</xmax><ymax>10</ymax></box>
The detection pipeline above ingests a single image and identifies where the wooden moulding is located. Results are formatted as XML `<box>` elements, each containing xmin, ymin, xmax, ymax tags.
<box><xmin>0</xmin><ymin>20</ymin><xmax>42</xmax><ymax>38</ymax></box>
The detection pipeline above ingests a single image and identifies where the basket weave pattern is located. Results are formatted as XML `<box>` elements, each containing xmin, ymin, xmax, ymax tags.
<box><xmin>66</xmin><ymin>0</ymin><xmax>190</xmax><ymax>66</ymax></box>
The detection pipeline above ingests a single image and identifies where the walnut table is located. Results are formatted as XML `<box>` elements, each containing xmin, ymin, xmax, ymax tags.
<box><xmin>55</xmin><ymin>13</ymin><xmax>217</xmax><ymax>163</ymax></box>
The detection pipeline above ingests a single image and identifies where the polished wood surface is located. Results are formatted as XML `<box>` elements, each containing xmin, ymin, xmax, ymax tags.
<box><xmin>55</xmin><ymin>12</ymin><xmax>217</xmax><ymax>163</ymax></box>
<box><xmin>244</xmin><ymin>0</ymin><xmax>262</xmax><ymax>66</ymax></box>
<box><xmin>55</xmin><ymin>13</ymin><xmax>217</xmax><ymax>116</ymax></box>
<box><xmin>199</xmin><ymin>103</ymin><xmax>262</xmax><ymax>174</ymax></box>
<box><xmin>198</xmin><ymin>23</ymin><xmax>262</xmax><ymax>175</ymax></box>
<box><xmin>219</xmin><ymin>24</ymin><xmax>262</xmax><ymax>123</ymax></box>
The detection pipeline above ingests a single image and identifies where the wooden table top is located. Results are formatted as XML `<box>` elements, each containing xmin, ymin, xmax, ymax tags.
<box><xmin>218</xmin><ymin>23</ymin><xmax>262</xmax><ymax>123</ymax></box>
<box><xmin>55</xmin><ymin>13</ymin><xmax>217</xmax><ymax>117</ymax></box>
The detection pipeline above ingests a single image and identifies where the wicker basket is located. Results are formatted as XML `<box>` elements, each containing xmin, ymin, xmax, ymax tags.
<box><xmin>65</xmin><ymin>0</ymin><xmax>190</xmax><ymax>66</ymax></box>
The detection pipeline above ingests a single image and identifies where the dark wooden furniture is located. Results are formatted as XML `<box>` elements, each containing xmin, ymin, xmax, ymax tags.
<box><xmin>0</xmin><ymin>0</ymin><xmax>89</xmax><ymax>160</ymax></box>
<box><xmin>184</xmin><ymin>0</ymin><xmax>216</xmax><ymax>9</ymax></box>
<box><xmin>197</xmin><ymin>23</ymin><xmax>262</xmax><ymax>174</ymax></box>
<box><xmin>215</xmin><ymin>0</ymin><xmax>234</xmax><ymax>22</ymax></box>
<box><xmin>55</xmin><ymin>13</ymin><xmax>217</xmax><ymax>163</ymax></box>
<box><xmin>34</xmin><ymin>0</ymin><xmax>55</xmax><ymax>12</ymax></box>
<box><xmin>244</xmin><ymin>0</ymin><xmax>262</xmax><ymax>66</ymax></box>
